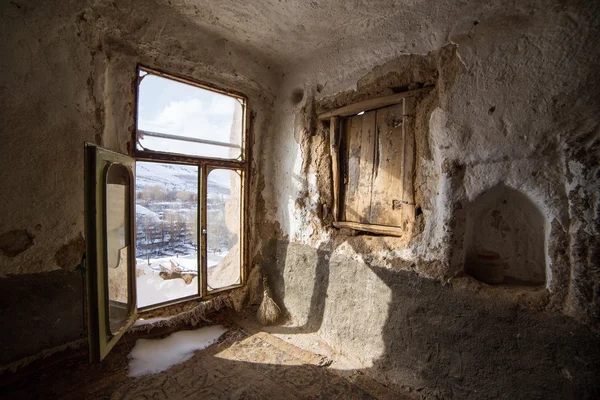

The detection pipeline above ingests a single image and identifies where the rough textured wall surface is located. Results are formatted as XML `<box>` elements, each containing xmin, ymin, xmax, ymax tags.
<box><xmin>0</xmin><ymin>0</ymin><xmax>277</xmax><ymax>364</ymax></box>
<box><xmin>0</xmin><ymin>271</ymin><xmax>84</xmax><ymax>366</ymax></box>
<box><xmin>262</xmin><ymin>240</ymin><xmax>600</xmax><ymax>399</ymax></box>
<box><xmin>255</xmin><ymin>0</ymin><xmax>600</xmax><ymax>397</ymax></box>
<box><xmin>2</xmin><ymin>1</ymin><xmax>599</xmax><ymax>393</ymax></box>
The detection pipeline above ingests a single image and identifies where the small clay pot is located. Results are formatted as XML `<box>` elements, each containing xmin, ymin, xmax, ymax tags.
<box><xmin>474</xmin><ymin>251</ymin><xmax>505</xmax><ymax>284</ymax></box>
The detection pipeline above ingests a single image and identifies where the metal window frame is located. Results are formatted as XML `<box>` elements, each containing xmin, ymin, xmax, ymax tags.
<box><xmin>84</xmin><ymin>144</ymin><xmax>138</xmax><ymax>362</ymax></box>
<box><xmin>132</xmin><ymin>65</ymin><xmax>250</xmax><ymax>313</ymax></box>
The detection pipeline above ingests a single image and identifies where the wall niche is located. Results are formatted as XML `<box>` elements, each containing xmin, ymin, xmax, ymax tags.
<box><xmin>463</xmin><ymin>184</ymin><xmax>546</xmax><ymax>286</ymax></box>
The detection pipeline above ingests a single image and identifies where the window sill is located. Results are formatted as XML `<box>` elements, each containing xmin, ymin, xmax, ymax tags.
<box><xmin>333</xmin><ymin>221</ymin><xmax>407</xmax><ymax>237</ymax></box>
<box><xmin>137</xmin><ymin>283</ymin><xmax>244</xmax><ymax>314</ymax></box>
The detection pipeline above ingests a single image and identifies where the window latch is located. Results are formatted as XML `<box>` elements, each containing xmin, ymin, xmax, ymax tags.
<box><xmin>393</xmin><ymin>200</ymin><xmax>415</xmax><ymax>210</ymax></box>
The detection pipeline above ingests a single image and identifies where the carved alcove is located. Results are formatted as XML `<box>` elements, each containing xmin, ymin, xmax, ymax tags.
<box><xmin>463</xmin><ymin>184</ymin><xmax>546</xmax><ymax>286</ymax></box>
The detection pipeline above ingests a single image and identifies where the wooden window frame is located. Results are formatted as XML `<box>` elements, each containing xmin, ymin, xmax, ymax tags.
<box><xmin>131</xmin><ymin>65</ymin><xmax>251</xmax><ymax>312</ymax></box>
<box><xmin>319</xmin><ymin>86</ymin><xmax>433</xmax><ymax>237</ymax></box>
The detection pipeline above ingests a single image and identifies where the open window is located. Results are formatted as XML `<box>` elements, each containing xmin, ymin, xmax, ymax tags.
<box><xmin>84</xmin><ymin>66</ymin><xmax>248</xmax><ymax>362</ymax></box>
<box><xmin>84</xmin><ymin>145</ymin><xmax>137</xmax><ymax>362</ymax></box>
<box><xmin>319</xmin><ymin>87</ymin><xmax>432</xmax><ymax>236</ymax></box>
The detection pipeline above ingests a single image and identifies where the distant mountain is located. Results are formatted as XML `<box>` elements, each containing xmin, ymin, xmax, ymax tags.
<box><xmin>135</xmin><ymin>162</ymin><xmax>229</xmax><ymax>195</ymax></box>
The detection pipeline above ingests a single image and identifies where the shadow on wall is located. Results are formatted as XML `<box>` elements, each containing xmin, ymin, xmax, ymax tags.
<box><xmin>260</xmin><ymin>237</ymin><xmax>332</xmax><ymax>334</ymax></box>
<box><xmin>366</xmin><ymin>264</ymin><xmax>600</xmax><ymax>399</ymax></box>
<box><xmin>255</xmin><ymin>66</ymin><xmax>599</xmax><ymax>395</ymax></box>
<box><xmin>0</xmin><ymin>270</ymin><xmax>84</xmax><ymax>365</ymax></box>
<box><xmin>254</xmin><ymin>148</ymin><xmax>600</xmax><ymax>398</ymax></box>
<box><xmin>262</xmin><ymin>238</ymin><xmax>600</xmax><ymax>399</ymax></box>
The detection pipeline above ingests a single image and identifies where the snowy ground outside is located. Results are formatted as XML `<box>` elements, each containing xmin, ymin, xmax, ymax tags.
<box><xmin>136</xmin><ymin>253</ymin><xmax>224</xmax><ymax>308</ymax></box>
<box><xmin>134</xmin><ymin>160</ymin><xmax>235</xmax><ymax>308</ymax></box>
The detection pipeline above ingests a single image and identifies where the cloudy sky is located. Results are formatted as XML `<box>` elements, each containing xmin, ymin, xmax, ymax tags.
<box><xmin>137</xmin><ymin>72</ymin><xmax>242</xmax><ymax>160</ymax></box>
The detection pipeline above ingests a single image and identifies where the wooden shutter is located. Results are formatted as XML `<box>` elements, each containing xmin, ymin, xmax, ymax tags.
<box><xmin>335</xmin><ymin>97</ymin><xmax>416</xmax><ymax>236</ymax></box>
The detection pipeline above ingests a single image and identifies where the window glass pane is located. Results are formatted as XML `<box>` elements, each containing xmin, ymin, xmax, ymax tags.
<box><xmin>135</xmin><ymin>161</ymin><xmax>199</xmax><ymax>308</ymax></box>
<box><xmin>105</xmin><ymin>164</ymin><xmax>132</xmax><ymax>334</ymax></box>
<box><xmin>207</xmin><ymin>169</ymin><xmax>241</xmax><ymax>290</ymax></box>
<box><xmin>136</xmin><ymin>72</ymin><xmax>243</xmax><ymax>160</ymax></box>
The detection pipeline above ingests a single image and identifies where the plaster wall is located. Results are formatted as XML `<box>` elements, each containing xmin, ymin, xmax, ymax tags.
<box><xmin>255</xmin><ymin>0</ymin><xmax>600</xmax><ymax>397</ymax></box>
<box><xmin>1</xmin><ymin>0</ymin><xmax>599</xmax><ymax>393</ymax></box>
<box><xmin>0</xmin><ymin>0</ymin><xmax>278</xmax><ymax>365</ymax></box>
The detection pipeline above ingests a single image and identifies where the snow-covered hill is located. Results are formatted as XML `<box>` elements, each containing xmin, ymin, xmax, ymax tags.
<box><xmin>136</xmin><ymin>162</ymin><xmax>229</xmax><ymax>195</ymax></box>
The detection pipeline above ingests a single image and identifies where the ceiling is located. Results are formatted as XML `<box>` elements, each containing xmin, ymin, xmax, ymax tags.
<box><xmin>154</xmin><ymin>0</ymin><xmax>497</xmax><ymax>68</ymax></box>
<box><xmin>89</xmin><ymin>0</ymin><xmax>556</xmax><ymax>86</ymax></box>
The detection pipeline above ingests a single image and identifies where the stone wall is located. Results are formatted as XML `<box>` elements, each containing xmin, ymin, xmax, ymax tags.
<box><xmin>254</xmin><ymin>0</ymin><xmax>600</xmax><ymax>397</ymax></box>
<box><xmin>0</xmin><ymin>0</ymin><xmax>278</xmax><ymax>365</ymax></box>
<box><xmin>261</xmin><ymin>240</ymin><xmax>600</xmax><ymax>399</ymax></box>
<box><xmin>2</xmin><ymin>1</ymin><xmax>599</xmax><ymax>392</ymax></box>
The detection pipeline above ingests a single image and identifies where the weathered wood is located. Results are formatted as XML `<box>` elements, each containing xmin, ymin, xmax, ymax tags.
<box><xmin>318</xmin><ymin>86</ymin><xmax>434</xmax><ymax>120</ymax></box>
<box><xmin>355</xmin><ymin>110</ymin><xmax>377</xmax><ymax>223</ymax></box>
<box><xmin>333</xmin><ymin>221</ymin><xmax>406</xmax><ymax>237</ymax></box>
<box><xmin>333</xmin><ymin>94</ymin><xmax>419</xmax><ymax>235</ymax></box>
<box><xmin>401</xmin><ymin>96</ymin><xmax>416</xmax><ymax>230</ymax></box>
<box><xmin>369</xmin><ymin>103</ymin><xmax>405</xmax><ymax>226</ymax></box>
<box><xmin>329</xmin><ymin>116</ymin><xmax>340</xmax><ymax>222</ymax></box>
<box><xmin>340</xmin><ymin>118</ymin><xmax>351</xmax><ymax>221</ymax></box>
<box><xmin>343</xmin><ymin>116</ymin><xmax>363</xmax><ymax>222</ymax></box>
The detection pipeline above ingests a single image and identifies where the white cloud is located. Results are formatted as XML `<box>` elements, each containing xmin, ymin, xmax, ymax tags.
<box><xmin>208</xmin><ymin>95</ymin><xmax>236</xmax><ymax>116</ymax></box>
<box><xmin>138</xmin><ymin>97</ymin><xmax>240</xmax><ymax>159</ymax></box>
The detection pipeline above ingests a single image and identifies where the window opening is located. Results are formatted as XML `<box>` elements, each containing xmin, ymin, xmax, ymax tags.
<box><xmin>133</xmin><ymin>66</ymin><xmax>248</xmax><ymax>309</ymax></box>
<box><xmin>135</xmin><ymin>161</ymin><xmax>200</xmax><ymax>308</ymax></box>
<box><xmin>319</xmin><ymin>87</ymin><xmax>433</xmax><ymax>237</ymax></box>
<box><xmin>136</xmin><ymin>69</ymin><xmax>245</xmax><ymax>161</ymax></box>
<box><xmin>206</xmin><ymin>168</ymin><xmax>242</xmax><ymax>290</ymax></box>
<box><xmin>85</xmin><ymin>67</ymin><xmax>249</xmax><ymax>361</ymax></box>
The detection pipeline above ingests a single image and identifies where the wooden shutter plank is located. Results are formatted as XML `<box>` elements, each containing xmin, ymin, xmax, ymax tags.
<box><xmin>333</xmin><ymin>221</ymin><xmax>406</xmax><ymax>237</ymax></box>
<box><xmin>340</xmin><ymin>117</ymin><xmax>351</xmax><ymax>221</ymax></box>
<box><xmin>355</xmin><ymin>110</ymin><xmax>377</xmax><ymax>223</ymax></box>
<box><xmin>343</xmin><ymin>115</ymin><xmax>363</xmax><ymax>222</ymax></box>
<box><xmin>401</xmin><ymin>96</ymin><xmax>416</xmax><ymax>231</ymax></box>
<box><xmin>329</xmin><ymin>117</ymin><xmax>340</xmax><ymax>222</ymax></box>
<box><xmin>337</xmin><ymin>96</ymin><xmax>417</xmax><ymax>234</ymax></box>
<box><xmin>318</xmin><ymin>86</ymin><xmax>434</xmax><ymax>120</ymax></box>
<box><xmin>369</xmin><ymin>103</ymin><xmax>404</xmax><ymax>226</ymax></box>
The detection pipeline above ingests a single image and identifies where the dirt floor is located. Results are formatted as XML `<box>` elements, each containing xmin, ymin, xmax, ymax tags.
<box><xmin>0</xmin><ymin>311</ymin><xmax>406</xmax><ymax>400</ymax></box>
